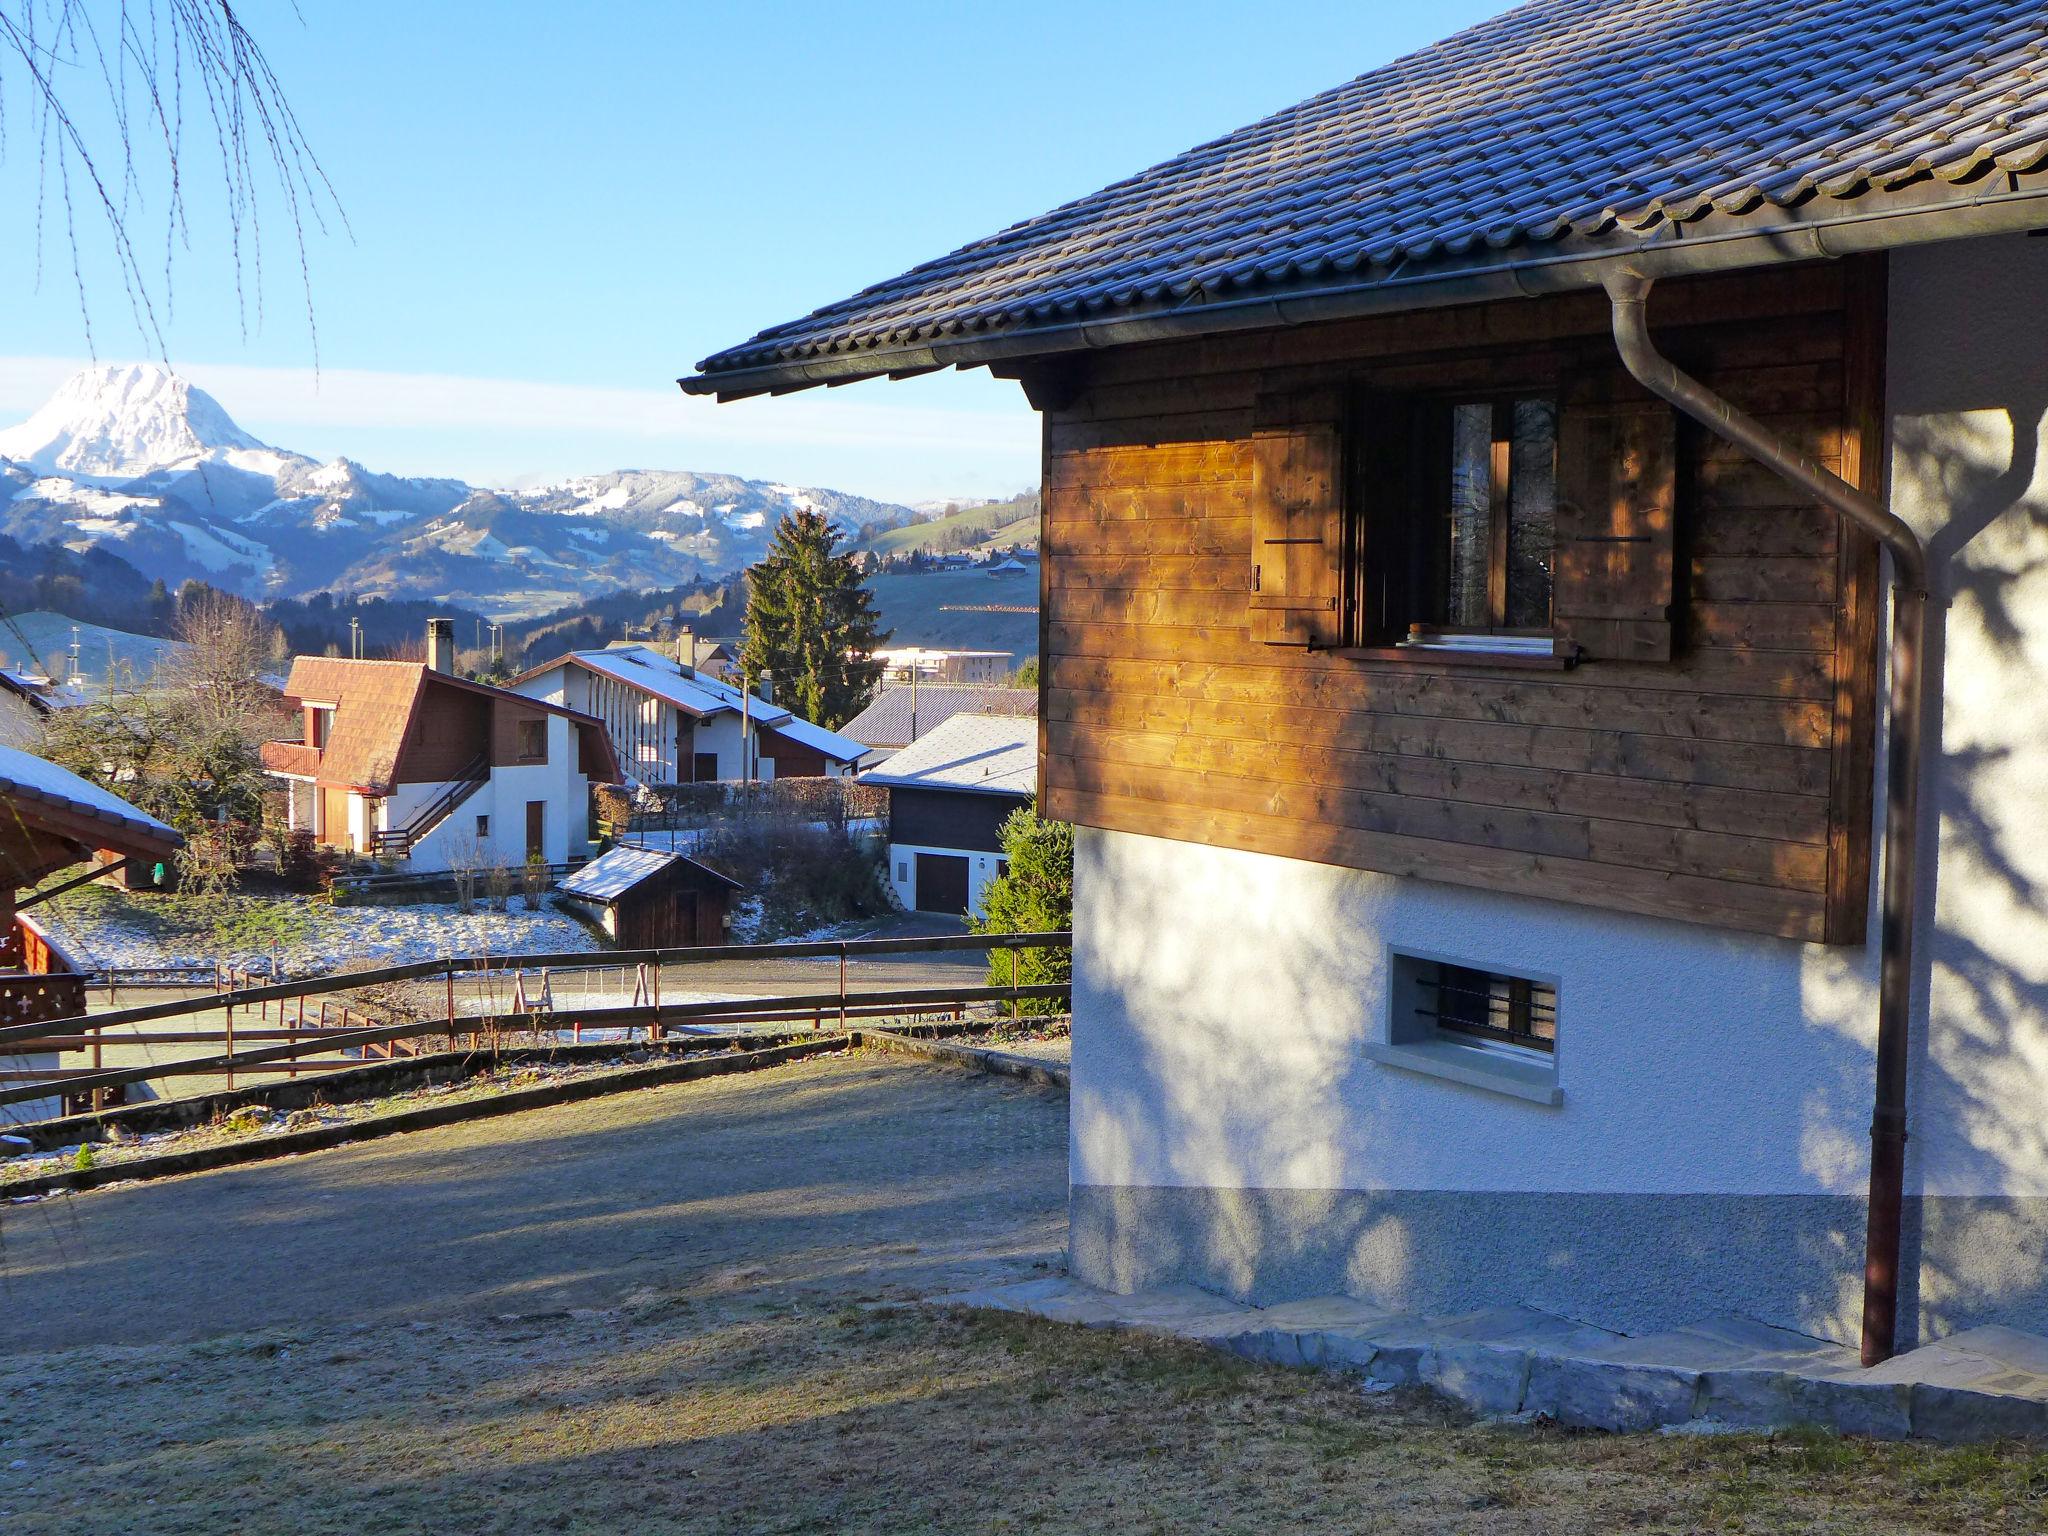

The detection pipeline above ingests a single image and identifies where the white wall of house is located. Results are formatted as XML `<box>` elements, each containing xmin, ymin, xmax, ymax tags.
<box><xmin>1069</xmin><ymin>232</ymin><xmax>2048</xmax><ymax>1348</ymax></box>
<box><xmin>396</xmin><ymin>715</ymin><xmax>592</xmax><ymax>872</ymax></box>
<box><xmin>885</xmin><ymin>841</ymin><xmax>1005</xmax><ymax>918</ymax></box>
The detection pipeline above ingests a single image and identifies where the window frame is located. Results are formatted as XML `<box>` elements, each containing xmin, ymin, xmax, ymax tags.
<box><xmin>1346</xmin><ymin>384</ymin><xmax>1563</xmax><ymax>655</ymax></box>
<box><xmin>1366</xmin><ymin>945</ymin><xmax>1563</xmax><ymax>1106</ymax></box>
<box><xmin>516</xmin><ymin>717</ymin><xmax>548</xmax><ymax>763</ymax></box>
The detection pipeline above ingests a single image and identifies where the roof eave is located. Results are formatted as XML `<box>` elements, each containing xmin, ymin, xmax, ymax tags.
<box><xmin>680</xmin><ymin>174</ymin><xmax>2048</xmax><ymax>402</ymax></box>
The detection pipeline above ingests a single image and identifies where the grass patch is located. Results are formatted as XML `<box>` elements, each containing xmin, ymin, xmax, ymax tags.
<box><xmin>4</xmin><ymin>1298</ymin><xmax>2047</xmax><ymax>1534</ymax></box>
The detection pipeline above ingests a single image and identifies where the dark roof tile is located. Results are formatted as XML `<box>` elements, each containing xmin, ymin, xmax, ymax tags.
<box><xmin>690</xmin><ymin>0</ymin><xmax>2048</xmax><ymax>387</ymax></box>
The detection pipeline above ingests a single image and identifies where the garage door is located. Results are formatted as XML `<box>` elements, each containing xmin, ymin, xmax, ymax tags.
<box><xmin>913</xmin><ymin>852</ymin><xmax>972</xmax><ymax>916</ymax></box>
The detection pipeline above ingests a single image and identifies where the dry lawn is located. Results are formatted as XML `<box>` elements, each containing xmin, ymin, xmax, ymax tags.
<box><xmin>3</xmin><ymin>1051</ymin><xmax>2046</xmax><ymax>1533</ymax></box>
<box><xmin>5</xmin><ymin>1295</ymin><xmax>2048</xmax><ymax>1534</ymax></box>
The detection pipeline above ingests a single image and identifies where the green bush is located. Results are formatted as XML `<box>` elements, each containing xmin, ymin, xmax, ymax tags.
<box><xmin>972</xmin><ymin>805</ymin><xmax>1073</xmax><ymax>1015</ymax></box>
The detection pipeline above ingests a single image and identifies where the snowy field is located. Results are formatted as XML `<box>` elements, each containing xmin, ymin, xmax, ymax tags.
<box><xmin>37</xmin><ymin>897</ymin><xmax>602</xmax><ymax>975</ymax></box>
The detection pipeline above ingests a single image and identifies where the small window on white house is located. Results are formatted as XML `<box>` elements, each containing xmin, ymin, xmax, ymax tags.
<box><xmin>1369</xmin><ymin>949</ymin><xmax>1561</xmax><ymax>1106</ymax></box>
<box><xmin>896</xmin><ymin>860</ymin><xmax>908</xmax><ymax>882</ymax></box>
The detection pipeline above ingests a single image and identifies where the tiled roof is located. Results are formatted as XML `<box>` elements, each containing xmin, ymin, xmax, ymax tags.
<box><xmin>860</xmin><ymin>713</ymin><xmax>1038</xmax><ymax>798</ymax></box>
<box><xmin>275</xmin><ymin>657</ymin><xmax>618</xmax><ymax>793</ymax></box>
<box><xmin>0</xmin><ymin>743</ymin><xmax>183</xmax><ymax>857</ymax></box>
<box><xmin>840</xmin><ymin>684</ymin><xmax>1038</xmax><ymax>753</ymax></box>
<box><xmin>283</xmin><ymin>657</ymin><xmax>423</xmax><ymax>792</ymax></box>
<box><xmin>688</xmin><ymin>0</ymin><xmax>2048</xmax><ymax>390</ymax></box>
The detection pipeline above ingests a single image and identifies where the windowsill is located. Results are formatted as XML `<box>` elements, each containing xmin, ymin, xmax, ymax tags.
<box><xmin>1335</xmin><ymin>644</ymin><xmax>1578</xmax><ymax>671</ymax></box>
<box><xmin>1365</xmin><ymin>1038</ymin><xmax>1563</xmax><ymax>1106</ymax></box>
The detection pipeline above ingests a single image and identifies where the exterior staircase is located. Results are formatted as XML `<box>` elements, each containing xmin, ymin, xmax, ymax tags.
<box><xmin>370</xmin><ymin>754</ymin><xmax>489</xmax><ymax>858</ymax></box>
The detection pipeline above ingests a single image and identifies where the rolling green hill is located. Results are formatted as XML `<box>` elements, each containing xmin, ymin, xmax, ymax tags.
<box><xmin>862</xmin><ymin>492</ymin><xmax>1038</xmax><ymax>557</ymax></box>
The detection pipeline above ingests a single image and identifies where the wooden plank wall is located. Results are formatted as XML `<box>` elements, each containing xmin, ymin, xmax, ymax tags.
<box><xmin>1038</xmin><ymin>262</ymin><xmax>1883</xmax><ymax>943</ymax></box>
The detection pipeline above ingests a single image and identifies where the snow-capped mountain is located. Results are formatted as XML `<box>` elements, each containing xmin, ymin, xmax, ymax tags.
<box><xmin>0</xmin><ymin>364</ymin><xmax>924</xmax><ymax>616</ymax></box>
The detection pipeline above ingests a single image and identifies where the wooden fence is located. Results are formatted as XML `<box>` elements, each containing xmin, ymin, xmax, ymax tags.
<box><xmin>0</xmin><ymin>930</ymin><xmax>1071</xmax><ymax>1112</ymax></box>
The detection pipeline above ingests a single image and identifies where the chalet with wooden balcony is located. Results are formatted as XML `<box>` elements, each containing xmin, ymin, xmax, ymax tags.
<box><xmin>508</xmin><ymin>642</ymin><xmax>863</xmax><ymax>790</ymax></box>
<box><xmin>261</xmin><ymin>621</ymin><xmax>620</xmax><ymax>870</ymax></box>
<box><xmin>0</xmin><ymin>744</ymin><xmax>183</xmax><ymax>1119</ymax></box>
<box><xmin>683</xmin><ymin>1</ymin><xmax>2048</xmax><ymax>1363</ymax></box>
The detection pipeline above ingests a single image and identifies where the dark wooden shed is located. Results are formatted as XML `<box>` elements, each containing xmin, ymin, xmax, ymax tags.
<box><xmin>557</xmin><ymin>846</ymin><xmax>741</xmax><ymax>949</ymax></box>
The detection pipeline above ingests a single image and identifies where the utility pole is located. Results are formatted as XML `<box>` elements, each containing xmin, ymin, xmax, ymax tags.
<box><xmin>348</xmin><ymin>617</ymin><xmax>362</xmax><ymax>659</ymax></box>
<box><xmin>69</xmin><ymin>623</ymin><xmax>81</xmax><ymax>684</ymax></box>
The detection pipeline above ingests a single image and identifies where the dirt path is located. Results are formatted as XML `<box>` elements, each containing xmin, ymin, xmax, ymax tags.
<box><xmin>0</xmin><ymin>1052</ymin><xmax>1066</xmax><ymax>1354</ymax></box>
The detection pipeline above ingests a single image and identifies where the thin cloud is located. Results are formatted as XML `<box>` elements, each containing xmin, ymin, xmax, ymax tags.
<box><xmin>0</xmin><ymin>354</ymin><xmax>1037</xmax><ymax>459</ymax></box>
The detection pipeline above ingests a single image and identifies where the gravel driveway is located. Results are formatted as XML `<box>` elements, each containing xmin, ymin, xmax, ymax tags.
<box><xmin>0</xmin><ymin>1051</ymin><xmax>1067</xmax><ymax>1354</ymax></box>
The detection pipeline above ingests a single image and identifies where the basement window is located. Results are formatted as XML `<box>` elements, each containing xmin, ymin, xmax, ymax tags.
<box><xmin>1366</xmin><ymin>949</ymin><xmax>1562</xmax><ymax>1105</ymax></box>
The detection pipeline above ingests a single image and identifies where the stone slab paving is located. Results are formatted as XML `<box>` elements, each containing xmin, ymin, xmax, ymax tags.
<box><xmin>933</xmin><ymin>1276</ymin><xmax>2048</xmax><ymax>1442</ymax></box>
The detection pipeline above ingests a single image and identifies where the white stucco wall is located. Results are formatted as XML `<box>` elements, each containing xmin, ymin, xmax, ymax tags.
<box><xmin>1072</xmin><ymin>826</ymin><xmax>1880</xmax><ymax>1199</ymax></box>
<box><xmin>398</xmin><ymin>715</ymin><xmax>591</xmax><ymax>871</ymax></box>
<box><xmin>1888</xmin><ymin>232</ymin><xmax>2048</xmax><ymax>1213</ymax></box>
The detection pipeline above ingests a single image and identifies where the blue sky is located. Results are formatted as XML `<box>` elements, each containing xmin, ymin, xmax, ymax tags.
<box><xmin>0</xmin><ymin>2</ymin><xmax>1506</xmax><ymax>503</ymax></box>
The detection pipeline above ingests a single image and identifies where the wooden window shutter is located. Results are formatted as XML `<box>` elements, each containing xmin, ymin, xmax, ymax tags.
<box><xmin>1248</xmin><ymin>388</ymin><xmax>1345</xmax><ymax>648</ymax></box>
<box><xmin>1554</xmin><ymin>394</ymin><xmax>1678</xmax><ymax>662</ymax></box>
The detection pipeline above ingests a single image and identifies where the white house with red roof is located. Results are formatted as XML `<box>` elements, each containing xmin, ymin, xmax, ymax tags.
<box><xmin>260</xmin><ymin>621</ymin><xmax>620</xmax><ymax>871</ymax></box>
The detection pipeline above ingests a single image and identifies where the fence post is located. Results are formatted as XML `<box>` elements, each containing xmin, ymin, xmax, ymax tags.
<box><xmin>1009</xmin><ymin>943</ymin><xmax>1019</xmax><ymax>1024</ymax></box>
<box><xmin>839</xmin><ymin>947</ymin><xmax>847</xmax><ymax>1033</ymax></box>
<box><xmin>651</xmin><ymin>957</ymin><xmax>662</xmax><ymax>1043</ymax></box>
<box><xmin>225</xmin><ymin>996</ymin><xmax>235</xmax><ymax>1092</ymax></box>
<box><xmin>446</xmin><ymin>964</ymin><xmax>457</xmax><ymax>1053</ymax></box>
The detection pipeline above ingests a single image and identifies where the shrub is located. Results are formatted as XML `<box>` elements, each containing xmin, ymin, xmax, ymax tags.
<box><xmin>696</xmin><ymin>813</ymin><xmax>890</xmax><ymax>940</ymax></box>
<box><xmin>972</xmin><ymin>805</ymin><xmax>1073</xmax><ymax>1015</ymax></box>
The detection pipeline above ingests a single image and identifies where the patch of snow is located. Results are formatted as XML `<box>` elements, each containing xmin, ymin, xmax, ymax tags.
<box><xmin>722</xmin><ymin>509</ymin><xmax>766</xmax><ymax>531</ymax></box>
<box><xmin>167</xmin><ymin>520</ymin><xmax>272</xmax><ymax>573</ymax></box>
<box><xmin>47</xmin><ymin>899</ymin><xmax>603</xmax><ymax>972</ymax></box>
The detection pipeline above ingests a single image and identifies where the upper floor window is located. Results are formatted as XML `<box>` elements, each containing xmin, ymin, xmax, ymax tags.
<box><xmin>1247</xmin><ymin>384</ymin><xmax>1678</xmax><ymax>664</ymax></box>
<box><xmin>517</xmin><ymin>719</ymin><xmax>547</xmax><ymax>762</ymax></box>
<box><xmin>306</xmin><ymin>704</ymin><xmax>335</xmax><ymax>749</ymax></box>
<box><xmin>1373</xmin><ymin>396</ymin><xmax>1557</xmax><ymax>647</ymax></box>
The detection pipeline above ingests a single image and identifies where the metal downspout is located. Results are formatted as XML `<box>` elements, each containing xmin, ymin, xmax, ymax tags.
<box><xmin>1602</xmin><ymin>270</ymin><xmax>1929</xmax><ymax>1366</ymax></box>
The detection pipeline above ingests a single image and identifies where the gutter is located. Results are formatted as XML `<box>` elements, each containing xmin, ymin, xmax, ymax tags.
<box><xmin>1602</xmin><ymin>270</ymin><xmax>1926</xmax><ymax>1368</ymax></box>
<box><xmin>681</xmin><ymin>176</ymin><xmax>2048</xmax><ymax>400</ymax></box>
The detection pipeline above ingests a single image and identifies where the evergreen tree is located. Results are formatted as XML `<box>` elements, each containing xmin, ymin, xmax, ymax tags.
<box><xmin>740</xmin><ymin>510</ymin><xmax>888</xmax><ymax>730</ymax></box>
<box><xmin>971</xmin><ymin>805</ymin><xmax>1073</xmax><ymax>1016</ymax></box>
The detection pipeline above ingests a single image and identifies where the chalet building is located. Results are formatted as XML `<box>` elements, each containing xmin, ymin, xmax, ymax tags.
<box><xmin>686</xmin><ymin>2</ymin><xmax>2048</xmax><ymax>1364</ymax></box>
<box><xmin>0</xmin><ymin>745</ymin><xmax>182</xmax><ymax>1121</ymax></box>
<box><xmin>862</xmin><ymin>713</ymin><xmax>1035</xmax><ymax>918</ymax></box>
<box><xmin>508</xmin><ymin>642</ymin><xmax>863</xmax><ymax>788</ymax></box>
<box><xmin>840</xmin><ymin>681</ymin><xmax>1037</xmax><ymax>769</ymax></box>
<box><xmin>260</xmin><ymin>621</ymin><xmax>619</xmax><ymax>870</ymax></box>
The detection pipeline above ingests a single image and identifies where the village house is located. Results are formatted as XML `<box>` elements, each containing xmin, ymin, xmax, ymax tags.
<box><xmin>840</xmin><ymin>681</ymin><xmax>1037</xmax><ymax>769</ymax></box>
<box><xmin>685</xmin><ymin>1</ymin><xmax>2048</xmax><ymax>1365</ymax></box>
<box><xmin>872</xmin><ymin>647</ymin><xmax>1016</xmax><ymax>685</ymax></box>
<box><xmin>508</xmin><ymin>641</ymin><xmax>863</xmax><ymax>789</ymax></box>
<box><xmin>0</xmin><ymin>745</ymin><xmax>182</xmax><ymax>1121</ymax></box>
<box><xmin>861</xmin><ymin>712</ymin><xmax>1036</xmax><ymax>918</ymax></box>
<box><xmin>260</xmin><ymin>620</ymin><xmax>619</xmax><ymax>870</ymax></box>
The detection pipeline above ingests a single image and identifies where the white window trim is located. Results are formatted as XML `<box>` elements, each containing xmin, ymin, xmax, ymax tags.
<box><xmin>1367</xmin><ymin>943</ymin><xmax>1563</xmax><ymax>1107</ymax></box>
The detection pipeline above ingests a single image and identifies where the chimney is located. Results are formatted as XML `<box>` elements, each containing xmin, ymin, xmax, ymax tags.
<box><xmin>756</xmin><ymin>669</ymin><xmax>773</xmax><ymax>706</ymax></box>
<box><xmin>426</xmin><ymin>617</ymin><xmax>456</xmax><ymax>674</ymax></box>
<box><xmin>675</xmin><ymin>624</ymin><xmax>695</xmax><ymax>678</ymax></box>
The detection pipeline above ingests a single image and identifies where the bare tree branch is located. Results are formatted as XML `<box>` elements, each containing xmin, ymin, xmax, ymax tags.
<box><xmin>0</xmin><ymin>0</ymin><xmax>345</xmax><ymax>365</ymax></box>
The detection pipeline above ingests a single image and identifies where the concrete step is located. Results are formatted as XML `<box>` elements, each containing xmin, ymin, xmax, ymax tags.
<box><xmin>930</xmin><ymin>1277</ymin><xmax>2048</xmax><ymax>1441</ymax></box>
